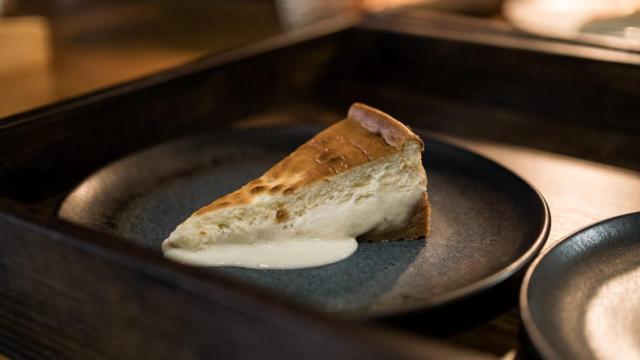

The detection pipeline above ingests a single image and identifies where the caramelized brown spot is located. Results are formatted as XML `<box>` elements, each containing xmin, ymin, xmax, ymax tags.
<box><xmin>270</xmin><ymin>184</ymin><xmax>284</xmax><ymax>193</ymax></box>
<box><xmin>192</xmin><ymin>103</ymin><xmax>422</xmax><ymax>217</ymax></box>
<box><xmin>199</xmin><ymin>231</ymin><xmax>206</xmax><ymax>236</ymax></box>
<box><xmin>328</xmin><ymin>155</ymin><xmax>345</xmax><ymax>163</ymax></box>
<box><xmin>275</xmin><ymin>205</ymin><xmax>289</xmax><ymax>223</ymax></box>
<box><xmin>278</xmin><ymin>158</ymin><xmax>291</xmax><ymax>167</ymax></box>
<box><xmin>194</xmin><ymin>200</ymin><xmax>233</xmax><ymax>215</ymax></box>
<box><xmin>165</xmin><ymin>242</ymin><xmax>178</xmax><ymax>249</ymax></box>
<box><xmin>250</xmin><ymin>185</ymin><xmax>267</xmax><ymax>193</ymax></box>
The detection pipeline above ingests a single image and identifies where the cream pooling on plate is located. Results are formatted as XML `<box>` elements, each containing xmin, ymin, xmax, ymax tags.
<box><xmin>162</xmin><ymin>103</ymin><xmax>430</xmax><ymax>269</ymax></box>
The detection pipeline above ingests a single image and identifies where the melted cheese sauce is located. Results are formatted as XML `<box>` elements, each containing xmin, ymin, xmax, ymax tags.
<box><xmin>162</xmin><ymin>185</ymin><xmax>423</xmax><ymax>269</ymax></box>
<box><xmin>164</xmin><ymin>237</ymin><xmax>357</xmax><ymax>269</ymax></box>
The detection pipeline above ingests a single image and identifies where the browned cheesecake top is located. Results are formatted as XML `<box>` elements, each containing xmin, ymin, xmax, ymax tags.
<box><xmin>195</xmin><ymin>103</ymin><xmax>423</xmax><ymax>215</ymax></box>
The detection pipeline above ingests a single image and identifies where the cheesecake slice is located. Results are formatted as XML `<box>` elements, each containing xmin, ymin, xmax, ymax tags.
<box><xmin>163</xmin><ymin>103</ymin><xmax>430</xmax><ymax>269</ymax></box>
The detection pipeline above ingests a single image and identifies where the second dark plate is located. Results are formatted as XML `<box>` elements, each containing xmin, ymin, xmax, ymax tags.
<box><xmin>58</xmin><ymin>127</ymin><xmax>549</xmax><ymax>318</ymax></box>
<box><xmin>521</xmin><ymin>212</ymin><xmax>640</xmax><ymax>360</ymax></box>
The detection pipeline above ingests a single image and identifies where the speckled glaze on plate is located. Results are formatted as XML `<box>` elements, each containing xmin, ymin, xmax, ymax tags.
<box><xmin>521</xmin><ymin>212</ymin><xmax>640</xmax><ymax>360</ymax></box>
<box><xmin>59</xmin><ymin>127</ymin><xmax>549</xmax><ymax>318</ymax></box>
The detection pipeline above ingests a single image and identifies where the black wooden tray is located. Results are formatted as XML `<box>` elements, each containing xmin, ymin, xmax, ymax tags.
<box><xmin>1</xmin><ymin>8</ymin><xmax>639</xmax><ymax>359</ymax></box>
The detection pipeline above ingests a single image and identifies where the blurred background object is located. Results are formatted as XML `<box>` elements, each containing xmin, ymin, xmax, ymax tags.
<box><xmin>504</xmin><ymin>0</ymin><xmax>640</xmax><ymax>49</ymax></box>
<box><xmin>1</xmin><ymin>0</ymin><xmax>640</xmax><ymax>119</ymax></box>
<box><xmin>276</xmin><ymin>0</ymin><xmax>359</xmax><ymax>29</ymax></box>
<box><xmin>0</xmin><ymin>0</ymin><xmax>289</xmax><ymax>118</ymax></box>
<box><xmin>0</xmin><ymin>14</ymin><xmax>53</xmax><ymax>117</ymax></box>
<box><xmin>0</xmin><ymin>0</ymin><xmax>508</xmax><ymax>119</ymax></box>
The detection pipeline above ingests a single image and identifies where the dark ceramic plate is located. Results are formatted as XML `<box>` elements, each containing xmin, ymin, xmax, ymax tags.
<box><xmin>59</xmin><ymin>127</ymin><xmax>549</xmax><ymax>318</ymax></box>
<box><xmin>521</xmin><ymin>212</ymin><xmax>640</xmax><ymax>360</ymax></box>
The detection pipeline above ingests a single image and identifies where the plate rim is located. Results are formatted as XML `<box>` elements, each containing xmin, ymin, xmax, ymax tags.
<box><xmin>401</xmin><ymin>131</ymin><xmax>551</xmax><ymax>312</ymax></box>
<box><xmin>519</xmin><ymin>211</ymin><xmax>640</xmax><ymax>360</ymax></box>
<box><xmin>58</xmin><ymin>126</ymin><xmax>552</xmax><ymax>314</ymax></box>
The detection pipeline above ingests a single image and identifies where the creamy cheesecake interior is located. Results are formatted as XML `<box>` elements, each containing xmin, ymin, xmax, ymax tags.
<box><xmin>162</xmin><ymin>103</ymin><xmax>430</xmax><ymax>269</ymax></box>
<box><xmin>163</xmin><ymin>142</ymin><xmax>426</xmax><ymax>268</ymax></box>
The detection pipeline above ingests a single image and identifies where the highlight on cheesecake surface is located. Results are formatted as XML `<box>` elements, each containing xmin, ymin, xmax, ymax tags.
<box><xmin>162</xmin><ymin>103</ymin><xmax>430</xmax><ymax>269</ymax></box>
